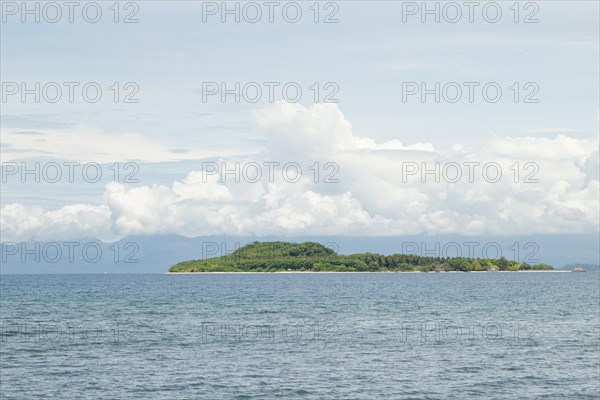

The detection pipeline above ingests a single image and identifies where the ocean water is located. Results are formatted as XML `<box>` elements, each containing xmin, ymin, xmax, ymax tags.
<box><xmin>1</xmin><ymin>272</ymin><xmax>598</xmax><ymax>399</ymax></box>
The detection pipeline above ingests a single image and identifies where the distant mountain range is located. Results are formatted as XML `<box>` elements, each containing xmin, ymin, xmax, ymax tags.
<box><xmin>1</xmin><ymin>233</ymin><xmax>598</xmax><ymax>274</ymax></box>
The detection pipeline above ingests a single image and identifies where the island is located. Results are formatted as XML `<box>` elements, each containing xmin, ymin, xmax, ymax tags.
<box><xmin>168</xmin><ymin>241</ymin><xmax>554</xmax><ymax>273</ymax></box>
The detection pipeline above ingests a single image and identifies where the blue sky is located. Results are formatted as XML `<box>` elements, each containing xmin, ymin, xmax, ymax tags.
<box><xmin>1</xmin><ymin>1</ymin><xmax>599</xmax><ymax>244</ymax></box>
<box><xmin>3</xmin><ymin>1</ymin><xmax>598</xmax><ymax>147</ymax></box>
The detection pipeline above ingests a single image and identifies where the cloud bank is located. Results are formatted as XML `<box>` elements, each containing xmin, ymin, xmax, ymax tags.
<box><xmin>2</xmin><ymin>103</ymin><xmax>598</xmax><ymax>241</ymax></box>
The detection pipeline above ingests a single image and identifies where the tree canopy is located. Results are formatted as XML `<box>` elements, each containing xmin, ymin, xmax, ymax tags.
<box><xmin>168</xmin><ymin>241</ymin><xmax>554</xmax><ymax>272</ymax></box>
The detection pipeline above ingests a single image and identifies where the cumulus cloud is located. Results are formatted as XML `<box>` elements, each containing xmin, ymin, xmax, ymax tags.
<box><xmin>1</xmin><ymin>203</ymin><xmax>113</xmax><ymax>241</ymax></box>
<box><xmin>576</xmin><ymin>148</ymin><xmax>599</xmax><ymax>186</ymax></box>
<box><xmin>2</xmin><ymin>103</ymin><xmax>598</xmax><ymax>241</ymax></box>
<box><xmin>253</xmin><ymin>102</ymin><xmax>435</xmax><ymax>158</ymax></box>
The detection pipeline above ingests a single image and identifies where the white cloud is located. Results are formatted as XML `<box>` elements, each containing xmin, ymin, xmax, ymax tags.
<box><xmin>2</xmin><ymin>103</ymin><xmax>598</xmax><ymax>241</ymax></box>
<box><xmin>1</xmin><ymin>202</ymin><xmax>112</xmax><ymax>241</ymax></box>
<box><xmin>576</xmin><ymin>148</ymin><xmax>599</xmax><ymax>186</ymax></box>
<box><xmin>0</xmin><ymin>125</ymin><xmax>223</xmax><ymax>163</ymax></box>
<box><xmin>487</xmin><ymin>134</ymin><xmax>596</xmax><ymax>159</ymax></box>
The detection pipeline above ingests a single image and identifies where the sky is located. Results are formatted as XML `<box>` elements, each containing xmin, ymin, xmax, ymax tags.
<box><xmin>1</xmin><ymin>1</ymin><xmax>599</xmax><ymax>251</ymax></box>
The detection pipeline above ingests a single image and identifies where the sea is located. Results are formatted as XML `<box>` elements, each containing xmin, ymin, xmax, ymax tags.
<box><xmin>1</xmin><ymin>272</ymin><xmax>598</xmax><ymax>399</ymax></box>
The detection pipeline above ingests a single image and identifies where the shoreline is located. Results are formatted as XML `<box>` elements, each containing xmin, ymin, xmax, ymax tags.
<box><xmin>167</xmin><ymin>270</ymin><xmax>571</xmax><ymax>274</ymax></box>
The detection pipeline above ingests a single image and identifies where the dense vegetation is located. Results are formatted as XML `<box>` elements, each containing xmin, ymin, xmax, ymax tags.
<box><xmin>168</xmin><ymin>241</ymin><xmax>553</xmax><ymax>272</ymax></box>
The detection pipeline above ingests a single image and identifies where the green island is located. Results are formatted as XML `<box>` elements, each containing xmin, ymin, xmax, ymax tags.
<box><xmin>169</xmin><ymin>241</ymin><xmax>553</xmax><ymax>272</ymax></box>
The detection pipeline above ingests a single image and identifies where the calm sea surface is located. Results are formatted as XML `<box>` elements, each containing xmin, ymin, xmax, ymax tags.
<box><xmin>1</xmin><ymin>272</ymin><xmax>599</xmax><ymax>399</ymax></box>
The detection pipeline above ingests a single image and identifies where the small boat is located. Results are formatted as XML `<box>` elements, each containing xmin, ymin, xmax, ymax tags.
<box><xmin>571</xmin><ymin>267</ymin><xmax>586</xmax><ymax>272</ymax></box>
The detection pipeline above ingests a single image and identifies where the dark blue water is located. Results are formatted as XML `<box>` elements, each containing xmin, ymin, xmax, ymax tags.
<box><xmin>1</xmin><ymin>272</ymin><xmax>599</xmax><ymax>399</ymax></box>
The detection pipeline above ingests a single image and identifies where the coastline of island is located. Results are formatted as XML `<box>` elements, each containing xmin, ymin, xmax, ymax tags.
<box><xmin>167</xmin><ymin>270</ymin><xmax>569</xmax><ymax>274</ymax></box>
<box><xmin>168</xmin><ymin>241</ymin><xmax>555</xmax><ymax>273</ymax></box>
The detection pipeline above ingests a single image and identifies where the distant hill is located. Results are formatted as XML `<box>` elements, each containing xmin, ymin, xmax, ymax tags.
<box><xmin>169</xmin><ymin>241</ymin><xmax>554</xmax><ymax>273</ymax></box>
